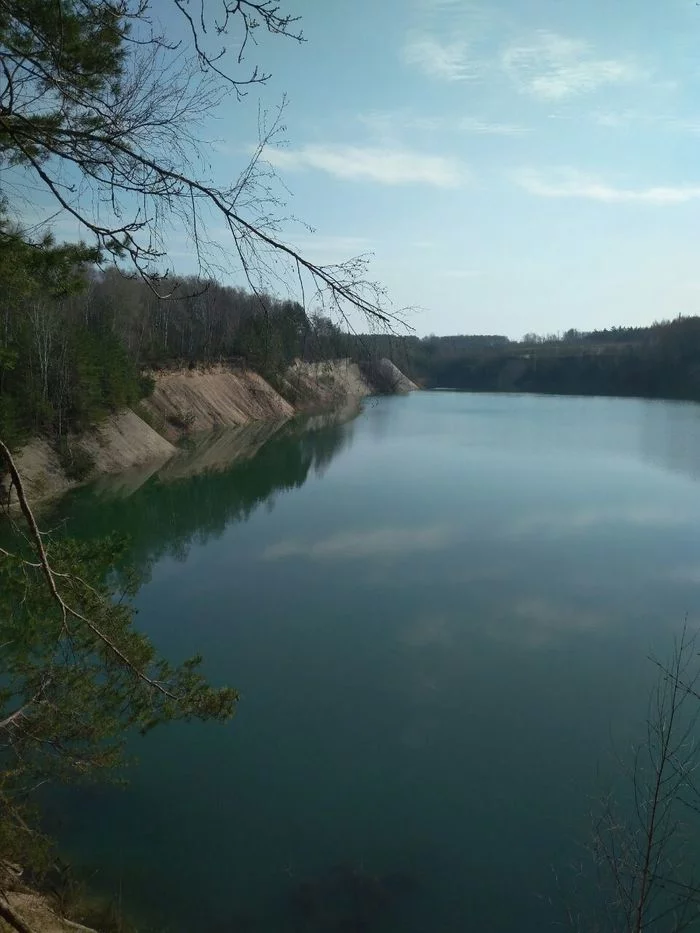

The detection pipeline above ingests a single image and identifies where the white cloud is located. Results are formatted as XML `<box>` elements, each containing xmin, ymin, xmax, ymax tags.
<box><xmin>402</xmin><ymin>33</ymin><xmax>476</xmax><ymax>81</ymax></box>
<box><xmin>592</xmin><ymin>111</ymin><xmax>700</xmax><ymax>133</ymax></box>
<box><xmin>456</xmin><ymin>116</ymin><xmax>528</xmax><ymax>136</ymax></box>
<box><xmin>359</xmin><ymin>109</ymin><xmax>526</xmax><ymax>137</ymax></box>
<box><xmin>262</xmin><ymin>525</ymin><xmax>453</xmax><ymax>561</ymax></box>
<box><xmin>267</xmin><ymin>145</ymin><xmax>466</xmax><ymax>188</ymax></box>
<box><xmin>503</xmin><ymin>31</ymin><xmax>643</xmax><ymax>99</ymax></box>
<box><xmin>514</xmin><ymin>168</ymin><xmax>700</xmax><ymax>205</ymax></box>
<box><xmin>667</xmin><ymin>117</ymin><xmax>700</xmax><ymax>134</ymax></box>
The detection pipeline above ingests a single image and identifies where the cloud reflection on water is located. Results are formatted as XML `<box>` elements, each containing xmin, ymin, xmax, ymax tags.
<box><xmin>506</xmin><ymin>504</ymin><xmax>694</xmax><ymax>539</ymax></box>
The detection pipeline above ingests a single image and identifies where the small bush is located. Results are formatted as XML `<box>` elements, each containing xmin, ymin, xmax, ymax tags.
<box><xmin>135</xmin><ymin>402</ymin><xmax>169</xmax><ymax>439</ymax></box>
<box><xmin>166</xmin><ymin>408</ymin><xmax>195</xmax><ymax>432</ymax></box>
<box><xmin>138</xmin><ymin>373</ymin><xmax>156</xmax><ymax>398</ymax></box>
<box><xmin>57</xmin><ymin>441</ymin><xmax>95</xmax><ymax>481</ymax></box>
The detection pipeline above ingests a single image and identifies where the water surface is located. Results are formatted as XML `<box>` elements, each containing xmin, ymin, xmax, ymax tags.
<box><xmin>46</xmin><ymin>392</ymin><xmax>700</xmax><ymax>932</ymax></box>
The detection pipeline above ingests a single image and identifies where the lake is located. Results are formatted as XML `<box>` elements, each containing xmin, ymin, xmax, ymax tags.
<box><xmin>45</xmin><ymin>391</ymin><xmax>700</xmax><ymax>932</ymax></box>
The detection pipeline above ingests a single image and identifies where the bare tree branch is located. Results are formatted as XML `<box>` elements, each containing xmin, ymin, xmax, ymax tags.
<box><xmin>0</xmin><ymin>439</ymin><xmax>179</xmax><ymax>700</ymax></box>
<box><xmin>0</xmin><ymin>0</ymin><xmax>406</xmax><ymax>331</ymax></box>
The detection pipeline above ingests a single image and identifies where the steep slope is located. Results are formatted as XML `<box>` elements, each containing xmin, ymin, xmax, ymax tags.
<box><xmin>364</xmin><ymin>358</ymin><xmax>418</xmax><ymax>394</ymax></box>
<box><xmin>280</xmin><ymin>359</ymin><xmax>375</xmax><ymax>408</ymax></box>
<box><xmin>6</xmin><ymin>412</ymin><xmax>175</xmax><ymax>504</ymax></box>
<box><xmin>140</xmin><ymin>366</ymin><xmax>294</xmax><ymax>440</ymax></box>
<box><xmin>4</xmin><ymin>358</ymin><xmax>417</xmax><ymax>505</ymax></box>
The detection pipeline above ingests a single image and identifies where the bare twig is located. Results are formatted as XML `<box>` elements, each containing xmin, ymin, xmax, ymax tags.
<box><xmin>0</xmin><ymin>439</ymin><xmax>178</xmax><ymax>700</ymax></box>
<box><xmin>590</xmin><ymin>626</ymin><xmax>700</xmax><ymax>933</ymax></box>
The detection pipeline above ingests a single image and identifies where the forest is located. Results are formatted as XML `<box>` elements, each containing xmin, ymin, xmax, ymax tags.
<box><xmin>0</xmin><ymin>248</ymin><xmax>354</xmax><ymax>453</ymax></box>
<box><xmin>7</xmin><ymin>232</ymin><xmax>700</xmax><ymax>473</ymax></box>
<box><xmin>363</xmin><ymin>317</ymin><xmax>700</xmax><ymax>403</ymax></box>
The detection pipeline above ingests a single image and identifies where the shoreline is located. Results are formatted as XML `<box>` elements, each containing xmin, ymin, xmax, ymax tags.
<box><xmin>3</xmin><ymin>359</ymin><xmax>416</xmax><ymax>507</ymax></box>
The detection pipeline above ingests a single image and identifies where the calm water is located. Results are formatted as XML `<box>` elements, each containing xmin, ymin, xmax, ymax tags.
<box><xmin>45</xmin><ymin>391</ymin><xmax>700</xmax><ymax>932</ymax></box>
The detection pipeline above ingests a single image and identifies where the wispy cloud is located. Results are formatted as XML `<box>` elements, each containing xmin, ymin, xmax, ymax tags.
<box><xmin>592</xmin><ymin>110</ymin><xmax>700</xmax><ymax>134</ymax></box>
<box><xmin>503</xmin><ymin>31</ymin><xmax>643</xmax><ymax>99</ymax></box>
<box><xmin>262</xmin><ymin>525</ymin><xmax>453</xmax><ymax>561</ymax></box>
<box><xmin>665</xmin><ymin>117</ymin><xmax>700</xmax><ymax>133</ymax></box>
<box><xmin>591</xmin><ymin>109</ymin><xmax>642</xmax><ymax>128</ymax></box>
<box><xmin>509</xmin><ymin>597</ymin><xmax>609</xmax><ymax>641</ymax></box>
<box><xmin>402</xmin><ymin>33</ymin><xmax>476</xmax><ymax>81</ymax></box>
<box><xmin>359</xmin><ymin>109</ymin><xmax>527</xmax><ymax>138</ymax></box>
<box><xmin>515</xmin><ymin>168</ymin><xmax>700</xmax><ymax>205</ymax></box>
<box><xmin>457</xmin><ymin>116</ymin><xmax>528</xmax><ymax>136</ymax></box>
<box><xmin>267</xmin><ymin>145</ymin><xmax>466</xmax><ymax>188</ymax></box>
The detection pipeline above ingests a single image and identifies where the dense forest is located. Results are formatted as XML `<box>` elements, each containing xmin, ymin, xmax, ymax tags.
<box><xmin>0</xmin><ymin>244</ymin><xmax>356</xmax><ymax>451</ymax></box>
<box><xmin>361</xmin><ymin>317</ymin><xmax>700</xmax><ymax>404</ymax></box>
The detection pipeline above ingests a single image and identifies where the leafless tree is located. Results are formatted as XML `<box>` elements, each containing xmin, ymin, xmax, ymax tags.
<box><xmin>0</xmin><ymin>0</ymin><xmax>404</xmax><ymax>332</ymax></box>
<box><xmin>586</xmin><ymin>626</ymin><xmax>700</xmax><ymax>933</ymax></box>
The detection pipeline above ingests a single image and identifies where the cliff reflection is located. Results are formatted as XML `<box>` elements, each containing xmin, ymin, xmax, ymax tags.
<box><xmin>48</xmin><ymin>408</ymin><xmax>359</xmax><ymax>573</ymax></box>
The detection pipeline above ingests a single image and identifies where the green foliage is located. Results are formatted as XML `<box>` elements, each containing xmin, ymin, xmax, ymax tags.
<box><xmin>0</xmin><ymin>212</ymin><xmax>355</xmax><ymax>455</ymax></box>
<box><xmin>0</xmin><ymin>224</ymin><xmax>333</xmax><ymax>451</ymax></box>
<box><xmin>0</xmin><ymin>214</ymin><xmax>144</xmax><ymax>445</ymax></box>
<box><xmin>57</xmin><ymin>440</ymin><xmax>96</xmax><ymax>481</ymax></box>
<box><xmin>167</xmin><ymin>408</ymin><xmax>196</xmax><ymax>432</ymax></box>
<box><xmin>138</xmin><ymin>372</ymin><xmax>156</xmax><ymax>398</ymax></box>
<box><xmin>47</xmin><ymin>416</ymin><xmax>352</xmax><ymax>575</ymax></box>
<box><xmin>0</xmin><ymin>210</ymin><xmax>101</xmax><ymax>300</ymax></box>
<box><xmin>0</xmin><ymin>0</ymin><xmax>127</xmax><ymax>167</ymax></box>
<box><xmin>354</xmin><ymin>317</ymin><xmax>700</xmax><ymax>405</ymax></box>
<box><xmin>0</xmin><ymin>393</ymin><xmax>24</xmax><ymax>449</ymax></box>
<box><xmin>134</xmin><ymin>401</ymin><xmax>168</xmax><ymax>441</ymax></box>
<box><xmin>0</xmin><ymin>529</ymin><xmax>238</xmax><ymax>870</ymax></box>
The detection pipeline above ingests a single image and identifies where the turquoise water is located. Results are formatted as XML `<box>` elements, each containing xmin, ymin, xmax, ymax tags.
<box><xmin>45</xmin><ymin>392</ymin><xmax>700</xmax><ymax>931</ymax></box>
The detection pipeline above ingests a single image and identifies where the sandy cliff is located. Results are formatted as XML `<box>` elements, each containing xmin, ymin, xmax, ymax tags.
<box><xmin>139</xmin><ymin>365</ymin><xmax>295</xmax><ymax>441</ymax></box>
<box><xmin>3</xmin><ymin>358</ymin><xmax>416</xmax><ymax>506</ymax></box>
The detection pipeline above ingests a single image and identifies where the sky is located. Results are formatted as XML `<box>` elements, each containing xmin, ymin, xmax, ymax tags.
<box><xmin>199</xmin><ymin>0</ymin><xmax>700</xmax><ymax>338</ymax></box>
<box><xmin>14</xmin><ymin>0</ymin><xmax>700</xmax><ymax>338</ymax></box>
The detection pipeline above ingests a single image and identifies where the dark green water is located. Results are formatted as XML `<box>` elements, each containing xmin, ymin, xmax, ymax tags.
<box><xmin>45</xmin><ymin>392</ymin><xmax>700</xmax><ymax>932</ymax></box>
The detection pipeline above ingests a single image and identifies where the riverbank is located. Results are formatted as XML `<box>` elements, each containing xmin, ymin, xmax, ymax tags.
<box><xmin>3</xmin><ymin>358</ymin><xmax>416</xmax><ymax>505</ymax></box>
<box><xmin>0</xmin><ymin>864</ymin><xmax>97</xmax><ymax>933</ymax></box>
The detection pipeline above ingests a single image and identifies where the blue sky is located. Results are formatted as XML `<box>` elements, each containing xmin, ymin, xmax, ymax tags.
<box><xmin>16</xmin><ymin>0</ymin><xmax>700</xmax><ymax>338</ymax></box>
<box><xmin>196</xmin><ymin>0</ymin><xmax>700</xmax><ymax>338</ymax></box>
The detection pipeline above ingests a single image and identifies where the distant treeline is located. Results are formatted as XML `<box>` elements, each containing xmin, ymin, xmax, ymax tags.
<box><xmin>357</xmin><ymin>318</ymin><xmax>700</xmax><ymax>404</ymax></box>
<box><xmin>7</xmin><ymin>230</ymin><xmax>700</xmax><ymax>452</ymax></box>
